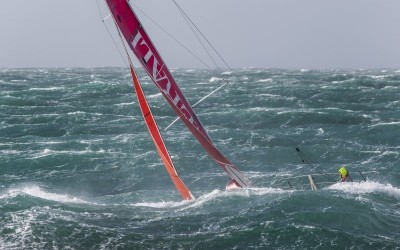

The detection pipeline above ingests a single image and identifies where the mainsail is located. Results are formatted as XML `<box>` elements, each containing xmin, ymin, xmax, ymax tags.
<box><xmin>106</xmin><ymin>0</ymin><xmax>249</xmax><ymax>188</ymax></box>
<box><xmin>129</xmin><ymin>66</ymin><xmax>194</xmax><ymax>200</ymax></box>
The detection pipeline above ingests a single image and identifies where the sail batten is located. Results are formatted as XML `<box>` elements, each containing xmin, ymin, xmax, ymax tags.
<box><xmin>106</xmin><ymin>0</ymin><xmax>249</xmax><ymax>188</ymax></box>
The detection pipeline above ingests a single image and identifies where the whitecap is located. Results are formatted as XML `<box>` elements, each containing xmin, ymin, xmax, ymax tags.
<box><xmin>368</xmin><ymin>75</ymin><xmax>385</xmax><ymax>80</ymax></box>
<box><xmin>115</xmin><ymin>102</ymin><xmax>134</xmax><ymax>106</ymax></box>
<box><xmin>0</xmin><ymin>185</ymin><xmax>91</xmax><ymax>204</ymax></box>
<box><xmin>28</xmin><ymin>148</ymin><xmax>53</xmax><ymax>159</ymax></box>
<box><xmin>209</xmin><ymin>77</ymin><xmax>223</xmax><ymax>82</ymax></box>
<box><xmin>132</xmin><ymin>187</ymin><xmax>289</xmax><ymax>211</ymax></box>
<box><xmin>327</xmin><ymin>181</ymin><xmax>400</xmax><ymax>199</ymax></box>
<box><xmin>29</xmin><ymin>87</ymin><xmax>65</xmax><ymax>91</ymax></box>
<box><xmin>147</xmin><ymin>93</ymin><xmax>162</xmax><ymax>99</ymax></box>
<box><xmin>67</xmin><ymin>111</ymin><xmax>86</xmax><ymax>115</ymax></box>
<box><xmin>370</xmin><ymin>121</ymin><xmax>400</xmax><ymax>127</ymax></box>
<box><xmin>249</xmin><ymin>107</ymin><xmax>275</xmax><ymax>112</ymax></box>
<box><xmin>0</xmin><ymin>149</ymin><xmax>20</xmax><ymax>155</ymax></box>
<box><xmin>23</xmin><ymin>186</ymin><xmax>90</xmax><ymax>203</ymax></box>
<box><xmin>257</xmin><ymin>78</ymin><xmax>273</xmax><ymax>83</ymax></box>
<box><xmin>258</xmin><ymin>94</ymin><xmax>281</xmax><ymax>98</ymax></box>
<box><xmin>133</xmin><ymin>199</ymin><xmax>189</xmax><ymax>209</ymax></box>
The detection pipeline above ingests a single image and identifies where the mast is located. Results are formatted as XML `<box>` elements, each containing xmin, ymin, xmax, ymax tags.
<box><xmin>106</xmin><ymin>0</ymin><xmax>249</xmax><ymax>188</ymax></box>
<box><xmin>129</xmin><ymin>66</ymin><xmax>194</xmax><ymax>200</ymax></box>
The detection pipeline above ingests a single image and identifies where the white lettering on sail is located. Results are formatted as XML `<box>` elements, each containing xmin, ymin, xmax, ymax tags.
<box><xmin>130</xmin><ymin>30</ymin><xmax>201</xmax><ymax>132</ymax></box>
<box><xmin>131</xmin><ymin>30</ymin><xmax>142</xmax><ymax>48</ymax></box>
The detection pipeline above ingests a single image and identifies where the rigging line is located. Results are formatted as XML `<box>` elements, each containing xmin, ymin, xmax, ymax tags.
<box><xmin>172</xmin><ymin>0</ymin><xmax>233</xmax><ymax>71</ymax></box>
<box><xmin>164</xmin><ymin>0</ymin><xmax>242</xmax><ymax>132</ymax></box>
<box><xmin>164</xmin><ymin>80</ymin><xmax>230</xmax><ymax>131</ymax></box>
<box><xmin>103</xmin><ymin>13</ymin><xmax>112</xmax><ymax>22</ymax></box>
<box><xmin>96</xmin><ymin>0</ymin><xmax>128</xmax><ymax>67</ymax></box>
<box><xmin>163</xmin><ymin>0</ymin><xmax>235</xmax><ymax>130</ymax></box>
<box><xmin>128</xmin><ymin>2</ymin><xmax>213</xmax><ymax>70</ymax></box>
<box><xmin>115</xmin><ymin>23</ymin><xmax>134</xmax><ymax>68</ymax></box>
<box><xmin>128</xmin><ymin>1</ymin><xmax>234</xmax><ymax>133</ymax></box>
<box><xmin>172</xmin><ymin>0</ymin><xmax>223</xmax><ymax>74</ymax></box>
<box><xmin>295</xmin><ymin>148</ymin><xmax>336</xmax><ymax>182</ymax></box>
<box><xmin>108</xmin><ymin>3</ymin><xmax>215</xmax><ymax>146</ymax></box>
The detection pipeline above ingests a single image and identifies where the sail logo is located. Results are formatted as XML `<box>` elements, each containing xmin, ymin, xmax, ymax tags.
<box><xmin>130</xmin><ymin>30</ymin><xmax>202</xmax><ymax>133</ymax></box>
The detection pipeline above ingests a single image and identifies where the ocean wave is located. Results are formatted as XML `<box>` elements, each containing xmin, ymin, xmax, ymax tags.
<box><xmin>209</xmin><ymin>77</ymin><xmax>223</xmax><ymax>82</ymax></box>
<box><xmin>133</xmin><ymin>187</ymin><xmax>289</xmax><ymax>211</ymax></box>
<box><xmin>27</xmin><ymin>148</ymin><xmax>124</xmax><ymax>159</ymax></box>
<box><xmin>257</xmin><ymin>78</ymin><xmax>273</xmax><ymax>83</ymax></box>
<box><xmin>0</xmin><ymin>185</ymin><xmax>90</xmax><ymax>204</ymax></box>
<box><xmin>327</xmin><ymin>181</ymin><xmax>400</xmax><ymax>199</ymax></box>
<box><xmin>368</xmin><ymin>75</ymin><xmax>386</xmax><ymax>80</ymax></box>
<box><xmin>147</xmin><ymin>93</ymin><xmax>162</xmax><ymax>99</ymax></box>
<box><xmin>29</xmin><ymin>87</ymin><xmax>65</xmax><ymax>91</ymax></box>
<box><xmin>114</xmin><ymin>101</ymin><xmax>134</xmax><ymax>106</ymax></box>
<box><xmin>369</xmin><ymin>121</ymin><xmax>400</xmax><ymax>127</ymax></box>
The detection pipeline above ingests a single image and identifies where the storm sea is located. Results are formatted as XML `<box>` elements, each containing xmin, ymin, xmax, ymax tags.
<box><xmin>0</xmin><ymin>68</ymin><xmax>399</xmax><ymax>249</ymax></box>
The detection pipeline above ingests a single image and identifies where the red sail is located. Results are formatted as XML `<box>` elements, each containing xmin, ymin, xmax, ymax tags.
<box><xmin>106</xmin><ymin>0</ymin><xmax>249</xmax><ymax>188</ymax></box>
<box><xmin>130</xmin><ymin>66</ymin><xmax>194</xmax><ymax>200</ymax></box>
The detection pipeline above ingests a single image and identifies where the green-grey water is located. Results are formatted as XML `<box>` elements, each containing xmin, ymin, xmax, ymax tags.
<box><xmin>0</xmin><ymin>68</ymin><xmax>399</xmax><ymax>249</ymax></box>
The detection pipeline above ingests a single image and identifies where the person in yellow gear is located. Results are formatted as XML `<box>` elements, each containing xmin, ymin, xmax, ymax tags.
<box><xmin>338</xmin><ymin>166</ymin><xmax>352</xmax><ymax>182</ymax></box>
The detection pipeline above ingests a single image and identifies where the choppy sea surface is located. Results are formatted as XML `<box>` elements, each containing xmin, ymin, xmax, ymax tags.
<box><xmin>0</xmin><ymin>68</ymin><xmax>399</xmax><ymax>249</ymax></box>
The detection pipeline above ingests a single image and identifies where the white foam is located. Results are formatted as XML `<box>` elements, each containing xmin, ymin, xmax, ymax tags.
<box><xmin>29</xmin><ymin>87</ymin><xmax>65</xmax><ymax>91</ymax></box>
<box><xmin>316</xmin><ymin>128</ymin><xmax>324</xmax><ymax>135</ymax></box>
<box><xmin>115</xmin><ymin>102</ymin><xmax>134</xmax><ymax>106</ymax></box>
<box><xmin>236</xmin><ymin>187</ymin><xmax>291</xmax><ymax>196</ymax></box>
<box><xmin>27</xmin><ymin>147</ymin><xmax>122</xmax><ymax>159</ymax></box>
<box><xmin>257</xmin><ymin>78</ymin><xmax>273</xmax><ymax>83</ymax></box>
<box><xmin>133</xmin><ymin>187</ymin><xmax>289</xmax><ymax>210</ymax></box>
<box><xmin>248</xmin><ymin>107</ymin><xmax>275</xmax><ymax>112</ymax></box>
<box><xmin>21</xmin><ymin>186</ymin><xmax>89</xmax><ymax>204</ymax></box>
<box><xmin>133</xmin><ymin>199</ymin><xmax>189</xmax><ymax>209</ymax></box>
<box><xmin>67</xmin><ymin>111</ymin><xmax>86</xmax><ymax>115</ymax></box>
<box><xmin>327</xmin><ymin>181</ymin><xmax>400</xmax><ymax>199</ymax></box>
<box><xmin>11</xmin><ymin>79</ymin><xmax>27</xmax><ymax>82</ymax></box>
<box><xmin>209</xmin><ymin>77</ymin><xmax>223</xmax><ymax>82</ymax></box>
<box><xmin>131</xmin><ymin>190</ymin><xmax>223</xmax><ymax>209</ymax></box>
<box><xmin>0</xmin><ymin>149</ymin><xmax>19</xmax><ymax>155</ymax></box>
<box><xmin>383</xmin><ymin>86</ymin><xmax>399</xmax><ymax>90</ymax></box>
<box><xmin>147</xmin><ymin>93</ymin><xmax>162</xmax><ymax>99</ymax></box>
<box><xmin>0</xmin><ymin>185</ymin><xmax>90</xmax><ymax>204</ymax></box>
<box><xmin>370</xmin><ymin>121</ymin><xmax>400</xmax><ymax>127</ymax></box>
<box><xmin>258</xmin><ymin>93</ymin><xmax>281</xmax><ymax>98</ymax></box>
<box><xmin>368</xmin><ymin>75</ymin><xmax>385</xmax><ymax>80</ymax></box>
<box><xmin>28</xmin><ymin>148</ymin><xmax>53</xmax><ymax>159</ymax></box>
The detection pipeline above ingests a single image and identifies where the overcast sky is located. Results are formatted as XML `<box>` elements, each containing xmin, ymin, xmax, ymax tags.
<box><xmin>1</xmin><ymin>0</ymin><xmax>399</xmax><ymax>69</ymax></box>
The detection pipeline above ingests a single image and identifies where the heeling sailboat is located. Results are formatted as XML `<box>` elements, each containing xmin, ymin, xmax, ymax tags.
<box><xmin>105</xmin><ymin>0</ymin><xmax>250</xmax><ymax>190</ymax></box>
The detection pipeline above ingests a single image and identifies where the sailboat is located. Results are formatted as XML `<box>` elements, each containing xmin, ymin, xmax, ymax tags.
<box><xmin>104</xmin><ymin>0</ymin><xmax>250</xmax><ymax>199</ymax></box>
